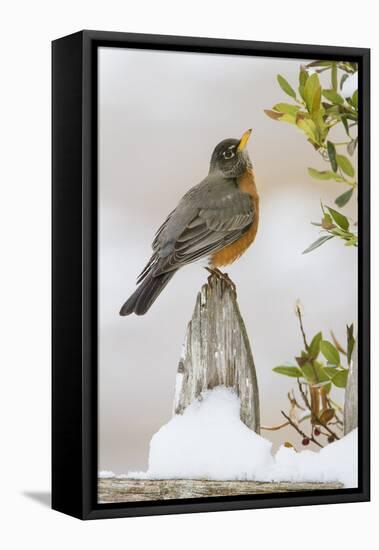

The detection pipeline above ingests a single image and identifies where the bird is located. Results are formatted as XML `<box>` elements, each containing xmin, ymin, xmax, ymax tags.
<box><xmin>120</xmin><ymin>129</ymin><xmax>259</xmax><ymax>316</ymax></box>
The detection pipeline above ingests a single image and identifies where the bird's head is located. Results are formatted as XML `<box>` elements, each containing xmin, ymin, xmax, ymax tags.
<box><xmin>209</xmin><ymin>129</ymin><xmax>252</xmax><ymax>177</ymax></box>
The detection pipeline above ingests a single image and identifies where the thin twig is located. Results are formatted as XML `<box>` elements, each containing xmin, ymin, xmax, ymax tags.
<box><xmin>326</xmin><ymin>397</ymin><xmax>344</xmax><ymax>427</ymax></box>
<box><xmin>329</xmin><ymin>420</ymin><xmax>344</xmax><ymax>431</ymax></box>
<box><xmin>281</xmin><ymin>411</ymin><xmax>323</xmax><ymax>448</ymax></box>
<box><xmin>261</xmin><ymin>421</ymin><xmax>289</xmax><ymax>431</ymax></box>
<box><xmin>333</xmin><ymin>411</ymin><xmax>344</xmax><ymax>427</ymax></box>
<box><xmin>296</xmin><ymin>305</ymin><xmax>309</xmax><ymax>349</ymax></box>
<box><xmin>297</xmin><ymin>379</ymin><xmax>311</xmax><ymax>410</ymax></box>
<box><xmin>328</xmin><ymin>397</ymin><xmax>344</xmax><ymax>414</ymax></box>
<box><xmin>314</xmin><ymin>416</ymin><xmax>340</xmax><ymax>440</ymax></box>
<box><xmin>296</xmin><ymin>383</ymin><xmax>340</xmax><ymax>440</ymax></box>
<box><xmin>290</xmin><ymin>389</ymin><xmax>306</xmax><ymax>411</ymax></box>
<box><xmin>261</xmin><ymin>414</ymin><xmax>310</xmax><ymax>432</ymax></box>
<box><xmin>330</xmin><ymin>330</ymin><xmax>347</xmax><ymax>356</ymax></box>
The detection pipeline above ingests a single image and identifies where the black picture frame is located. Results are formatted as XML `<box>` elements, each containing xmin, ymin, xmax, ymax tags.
<box><xmin>52</xmin><ymin>30</ymin><xmax>370</xmax><ymax>520</ymax></box>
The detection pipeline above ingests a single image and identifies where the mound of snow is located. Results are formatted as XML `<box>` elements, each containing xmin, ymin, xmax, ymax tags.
<box><xmin>147</xmin><ymin>387</ymin><xmax>274</xmax><ymax>480</ymax></box>
<box><xmin>265</xmin><ymin>428</ymin><xmax>358</xmax><ymax>487</ymax></box>
<box><xmin>120</xmin><ymin>387</ymin><xmax>358</xmax><ymax>488</ymax></box>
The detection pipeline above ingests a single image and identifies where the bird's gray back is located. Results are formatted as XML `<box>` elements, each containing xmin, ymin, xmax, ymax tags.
<box><xmin>155</xmin><ymin>175</ymin><xmax>248</xmax><ymax>254</ymax></box>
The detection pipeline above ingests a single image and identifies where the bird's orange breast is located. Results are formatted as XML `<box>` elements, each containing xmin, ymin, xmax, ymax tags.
<box><xmin>210</xmin><ymin>169</ymin><xmax>259</xmax><ymax>268</ymax></box>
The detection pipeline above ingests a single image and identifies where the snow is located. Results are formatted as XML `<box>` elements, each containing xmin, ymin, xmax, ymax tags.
<box><xmin>118</xmin><ymin>387</ymin><xmax>357</xmax><ymax>488</ymax></box>
<box><xmin>147</xmin><ymin>387</ymin><xmax>274</xmax><ymax>481</ymax></box>
<box><xmin>99</xmin><ymin>470</ymin><xmax>115</xmax><ymax>478</ymax></box>
<box><xmin>265</xmin><ymin>428</ymin><xmax>358</xmax><ymax>487</ymax></box>
<box><xmin>125</xmin><ymin>471</ymin><xmax>147</xmax><ymax>479</ymax></box>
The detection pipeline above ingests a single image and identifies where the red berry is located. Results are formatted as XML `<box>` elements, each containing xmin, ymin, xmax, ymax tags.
<box><xmin>314</xmin><ymin>428</ymin><xmax>321</xmax><ymax>436</ymax></box>
<box><xmin>302</xmin><ymin>437</ymin><xmax>310</xmax><ymax>446</ymax></box>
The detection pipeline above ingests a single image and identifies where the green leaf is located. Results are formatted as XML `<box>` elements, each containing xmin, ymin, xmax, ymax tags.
<box><xmin>312</xmin><ymin>85</ymin><xmax>322</xmax><ymax>114</ymax></box>
<box><xmin>351</xmin><ymin>90</ymin><xmax>358</xmax><ymax>109</ymax></box>
<box><xmin>313</xmin><ymin>361</ymin><xmax>331</xmax><ymax>384</ymax></box>
<box><xmin>335</xmin><ymin>188</ymin><xmax>354</xmax><ymax>208</ymax></box>
<box><xmin>326</xmin><ymin>206</ymin><xmax>349</xmax><ymax>230</ymax></box>
<box><xmin>322</xmin><ymin>213</ymin><xmax>335</xmax><ymax>230</ymax></box>
<box><xmin>277</xmin><ymin>74</ymin><xmax>297</xmax><ymax>100</ymax></box>
<box><xmin>347</xmin><ymin>324</ymin><xmax>355</xmax><ymax>366</ymax></box>
<box><xmin>339</xmin><ymin>62</ymin><xmax>358</xmax><ymax>73</ymax></box>
<box><xmin>304</xmin><ymin>73</ymin><xmax>321</xmax><ymax>113</ymax></box>
<box><xmin>322</xmin><ymin>89</ymin><xmax>345</xmax><ymax>105</ymax></box>
<box><xmin>273</xmin><ymin>103</ymin><xmax>300</xmax><ymax>116</ymax></box>
<box><xmin>347</xmin><ymin>138</ymin><xmax>358</xmax><ymax>156</ymax></box>
<box><xmin>324</xmin><ymin>366</ymin><xmax>339</xmax><ymax>378</ymax></box>
<box><xmin>340</xmin><ymin>73</ymin><xmax>349</xmax><ymax>90</ymax></box>
<box><xmin>308</xmin><ymin>168</ymin><xmax>334</xmax><ymax>180</ymax></box>
<box><xmin>302</xmin><ymin>235</ymin><xmax>334</xmax><ymax>254</ymax></box>
<box><xmin>320</xmin><ymin>340</ymin><xmax>340</xmax><ymax>365</ymax></box>
<box><xmin>297</xmin><ymin>118</ymin><xmax>318</xmax><ymax>143</ymax></box>
<box><xmin>264</xmin><ymin>109</ymin><xmax>283</xmax><ymax>120</ymax></box>
<box><xmin>315</xmin><ymin>67</ymin><xmax>331</xmax><ymax>74</ymax></box>
<box><xmin>295</xmin><ymin>351</ymin><xmax>309</xmax><ymax>367</ymax></box>
<box><xmin>299</xmin><ymin>66</ymin><xmax>308</xmax><ymax>88</ymax></box>
<box><xmin>301</xmin><ymin>362</ymin><xmax>317</xmax><ymax>384</ymax></box>
<box><xmin>309</xmin><ymin>332</ymin><xmax>322</xmax><ymax>359</ymax></box>
<box><xmin>280</xmin><ymin>114</ymin><xmax>296</xmax><ymax>124</ymax></box>
<box><xmin>341</xmin><ymin>116</ymin><xmax>350</xmax><ymax>137</ymax></box>
<box><xmin>327</xmin><ymin>141</ymin><xmax>338</xmax><ymax>172</ymax></box>
<box><xmin>331</xmin><ymin>228</ymin><xmax>351</xmax><ymax>239</ymax></box>
<box><xmin>324</xmin><ymin>104</ymin><xmax>341</xmax><ymax>114</ymax></box>
<box><xmin>331</xmin><ymin>63</ymin><xmax>338</xmax><ymax>91</ymax></box>
<box><xmin>345</xmin><ymin>237</ymin><xmax>358</xmax><ymax>247</ymax></box>
<box><xmin>308</xmin><ymin>167</ymin><xmax>344</xmax><ymax>182</ymax></box>
<box><xmin>312</xmin><ymin>109</ymin><xmax>328</xmax><ymax>138</ymax></box>
<box><xmin>332</xmin><ymin>369</ymin><xmax>349</xmax><ymax>388</ymax></box>
<box><xmin>273</xmin><ymin>366</ymin><xmax>303</xmax><ymax>378</ymax></box>
<box><xmin>336</xmin><ymin>154</ymin><xmax>355</xmax><ymax>177</ymax></box>
<box><xmin>306</xmin><ymin>61</ymin><xmax>333</xmax><ymax>68</ymax></box>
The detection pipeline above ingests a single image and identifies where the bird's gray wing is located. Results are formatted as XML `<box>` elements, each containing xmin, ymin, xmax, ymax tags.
<box><xmin>137</xmin><ymin>177</ymin><xmax>254</xmax><ymax>280</ymax></box>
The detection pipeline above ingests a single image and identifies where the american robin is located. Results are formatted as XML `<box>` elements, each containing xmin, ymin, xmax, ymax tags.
<box><xmin>120</xmin><ymin>129</ymin><xmax>259</xmax><ymax>316</ymax></box>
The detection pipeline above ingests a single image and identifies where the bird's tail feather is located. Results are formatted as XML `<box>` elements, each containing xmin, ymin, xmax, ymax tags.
<box><xmin>119</xmin><ymin>270</ymin><xmax>176</xmax><ymax>316</ymax></box>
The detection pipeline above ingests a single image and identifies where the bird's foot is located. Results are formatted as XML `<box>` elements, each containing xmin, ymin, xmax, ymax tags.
<box><xmin>205</xmin><ymin>267</ymin><xmax>237</xmax><ymax>297</ymax></box>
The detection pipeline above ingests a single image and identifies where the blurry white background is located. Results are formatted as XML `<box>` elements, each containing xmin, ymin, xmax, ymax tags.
<box><xmin>99</xmin><ymin>48</ymin><xmax>357</xmax><ymax>473</ymax></box>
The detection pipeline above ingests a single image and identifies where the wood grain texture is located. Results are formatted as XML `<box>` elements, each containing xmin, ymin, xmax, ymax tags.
<box><xmin>344</xmin><ymin>343</ymin><xmax>358</xmax><ymax>435</ymax></box>
<box><xmin>174</xmin><ymin>273</ymin><xmax>260</xmax><ymax>433</ymax></box>
<box><xmin>98</xmin><ymin>478</ymin><xmax>343</xmax><ymax>503</ymax></box>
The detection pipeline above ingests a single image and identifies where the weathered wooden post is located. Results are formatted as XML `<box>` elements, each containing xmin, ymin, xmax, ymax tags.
<box><xmin>173</xmin><ymin>272</ymin><xmax>260</xmax><ymax>433</ymax></box>
<box><xmin>344</xmin><ymin>342</ymin><xmax>358</xmax><ymax>435</ymax></box>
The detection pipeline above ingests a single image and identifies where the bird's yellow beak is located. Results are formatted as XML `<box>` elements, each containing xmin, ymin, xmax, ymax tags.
<box><xmin>237</xmin><ymin>129</ymin><xmax>252</xmax><ymax>152</ymax></box>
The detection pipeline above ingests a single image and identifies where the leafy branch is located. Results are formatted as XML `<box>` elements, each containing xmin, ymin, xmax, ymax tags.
<box><xmin>264</xmin><ymin>60</ymin><xmax>358</xmax><ymax>252</ymax></box>
<box><xmin>262</xmin><ymin>302</ymin><xmax>355</xmax><ymax>448</ymax></box>
<box><xmin>303</xmin><ymin>203</ymin><xmax>357</xmax><ymax>253</ymax></box>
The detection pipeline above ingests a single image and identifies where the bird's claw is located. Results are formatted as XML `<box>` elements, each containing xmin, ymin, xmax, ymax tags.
<box><xmin>205</xmin><ymin>267</ymin><xmax>237</xmax><ymax>297</ymax></box>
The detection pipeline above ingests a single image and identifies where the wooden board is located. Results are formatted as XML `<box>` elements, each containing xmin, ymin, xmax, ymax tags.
<box><xmin>98</xmin><ymin>478</ymin><xmax>343</xmax><ymax>503</ymax></box>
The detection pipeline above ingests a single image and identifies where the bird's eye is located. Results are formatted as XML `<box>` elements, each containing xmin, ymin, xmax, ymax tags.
<box><xmin>223</xmin><ymin>149</ymin><xmax>235</xmax><ymax>160</ymax></box>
